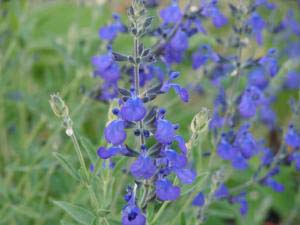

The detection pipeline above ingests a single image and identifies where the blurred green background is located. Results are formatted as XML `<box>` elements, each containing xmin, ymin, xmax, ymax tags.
<box><xmin>0</xmin><ymin>0</ymin><xmax>299</xmax><ymax>225</ymax></box>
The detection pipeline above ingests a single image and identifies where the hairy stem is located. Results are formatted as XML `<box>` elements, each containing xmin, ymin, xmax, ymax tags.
<box><xmin>134</xmin><ymin>36</ymin><xmax>145</xmax><ymax>145</ymax></box>
<box><xmin>132</xmin><ymin>15</ymin><xmax>151</xmax><ymax>212</ymax></box>
<box><xmin>69</xmin><ymin>126</ymin><xmax>100</xmax><ymax>211</ymax></box>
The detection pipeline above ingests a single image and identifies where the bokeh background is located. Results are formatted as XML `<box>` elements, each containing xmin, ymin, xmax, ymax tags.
<box><xmin>0</xmin><ymin>0</ymin><xmax>299</xmax><ymax>225</ymax></box>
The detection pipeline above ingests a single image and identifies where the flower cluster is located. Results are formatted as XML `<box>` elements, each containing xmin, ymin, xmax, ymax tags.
<box><xmin>186</xmin><ymin>0</ymin><xmax>300</xmax><ymax>220</ymax></box>
<box><xmin>90</xmin><ymin>0</ymin><xmax>300</xmax><ymax>223</ymax></box>
<box><xmin>95</xmin><ymin>1</ymin><xmax>195</xmax><ymax>224</ymax></box>
<box><xmin>91</xmin><ymin>0</ymin><xmax>230</xmax><ymax>100</ymax></box>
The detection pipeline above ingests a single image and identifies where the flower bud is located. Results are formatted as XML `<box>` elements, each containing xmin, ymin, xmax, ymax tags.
<box><xmin>190</xmin><ymin>108</ymin><xmax>210</xmax><ymax>134</ymax></box>
<box><xmin>49</xmin><ymin>93</ymin><xmax>69</xmax><ymax>118</ymax></box>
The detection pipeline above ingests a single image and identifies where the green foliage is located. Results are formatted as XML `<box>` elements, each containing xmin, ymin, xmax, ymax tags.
<box><xmin>53</xmin><ymin>152</ymin><xmax>81</xmax><ymax>181</ymax></box>
<box><xmin>53</xmin><ymin>200</ymin><xmax>96</xmax><ymax>225</ymax></box>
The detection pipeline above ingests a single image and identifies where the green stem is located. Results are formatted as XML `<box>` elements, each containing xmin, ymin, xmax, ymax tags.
<box><xmin>149</xmin><ymin>202</ymin><xmax>169</xmax><ymax>225</ymax></box>
<box><xmin>70</xmin><ymin>131</ymin><xmax>89</xmax><ymax>180</ymax></box>
<box><xmin>69</xmin><ymin>128</ymin><xmax>100</xmax><ymax>211</ymax></box>
<box><xmin>132</xmin><ymin>13</ymin><xmax>152</xmax><ymax>212</ymax></box>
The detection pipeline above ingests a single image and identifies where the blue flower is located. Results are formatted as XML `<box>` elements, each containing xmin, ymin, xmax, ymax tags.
<box><xmin>239</xmin><ymin>86</ymin><xmax>263</xmax><ymax>118</ymax></box>
<box><xmin>194</xmin><ymin>18</ymin><xmax>207</xmax><ymax>34</ymax></box>
<box><xmin>154</xmin><ymin>117</ymin><xmax>188</xmax><ymax>154</ymax></box>
<box><xmin>255</xmin><ymin>0</ymin><xmax>276</xmax><ymax>9</ymax></box>
<box><xmin>165</xmin><ymin>149</ymin><xmax>187</xmax><ymax>168</ymax></box>
<box><xmin>155</xmin><ymin>119</ymin><xmax>176</xmax><ymax>144</ymax></box>
<box><xmin>139</xmin><ymin>65</ymin><xmax>165</xmax><ymax>86</ymax></box>
<box><xmin>209</xmin><ymin>110</ymin><xmax>224</xmax><ymax>131</ymax></box>
<box><xmin>214</xmin><ymin>183</ymin><xmax>229</xmax><ymax>199</ymax></box>
<box><xmin>91</xmin><ymin>54</ymin><xmax>113</xmax><ymax>72</ymax></box>
<box><xmin>89</xmin><ymin>164</ymin><xmax>95</xmax><ymax>173</ymax></box>
<box><xmin>231</xmin><ymin>153</ymin><xmax>249</xmax><ymax>170</ymax></box>
<box><xmin>235</xmin><ymin>124</ymin><xmax>258</xmax><ymax>159</ymax></box>
<box><xmin>285</xmin><ymin>41</ymin><xmax>300</xmax><ymax>59</ymax></box>
<box><xmin>283</xmin><ymin>9</ymin><xmax>300</xmax><ymax>36</ymax></box>
<box><xmin>164</xmin><ymin>30</ymin><xmax>189</xmax><ymax>64</ymax></box>
<box><xmin>161</xmin><ymin>83</ymin><xmax>189</xmax><ymax>102</ymax></box>
<box><xmin>289</xmin><ymin>152</ymin><xmax>300</xmax><ymax>171</ymax></box>
<box><xmin>160</xmin><ymin>2</ymin><xmax>182</xmax><ymax>24</ymax></box>
<box><xmin>130</xmin><ymin>155</ymin><xmax>156</xmax><ymax>179</ymax></box>
<box><xmin>99</xmin><ymin>14</ymin><xmax>125</xmax><ymax>42</ymax></box>
<box><xmin>120</xmin><ymin>97</ymin><xmax>147</xmax><ymax>122</ymax></box>
<box><xmin>149</xmin><ymin>65</ymin><xmax>165</xmax><ymax>83</ymax></box>
<box><xmin>217</xmin><ymin>136</ymin><xmax>235</xmax><ymax>161</ymax></box>
<box><xmin>97</xmin><ymin>146</ymin><xmax>130</xmax><ymax>159</ymax></box>
<box><xmin>192</xmin><ymin>192</ymin><xmax>205</xmax><ymax>207</ymax></box>
<box><xmin>97</xmin><ymin>146</ymin><xmax>120</xmax><ymax>159</ymax></box>
<box><xmin>261</xmin><ymin>166</ymin><xmax>284</xmax><ymax>192</ymax></box>
<box><xmin>260</xmin><ymin>148</ymin><xmax>274</xmax><ymax>166</ymax></box>
<box><xmin>217</xmin><ymin>131</ymin><xmax>250</xmax><ymax>170</ymax></box>
<box><xmin>260</xmin><ymin>104</ymin><xmax>277</xmax><ymax>129</ymax></box>
<box><xmin>262</xmin><ymin>177</ymin><xmax>284</xmax><ymax>192</ymax></box>
<box><xmin>248</xmin><ymin>67</ymin><xmax>269</xmax><ymax>90</ymax></box>
<box><xmin>100</xmin><ymin>61</ymin><xmax>121</xmax><ymax>82</ymax></box>
<box><xmin>192</xmin><ymin>45</ymin><xmax>219</xmax><ymax>70</ymax></box>
<box><xmin>155</xmin><ymin>179</ymin><xmax>180</xmax><ymax>201</ymax></box>
<box><xmin>247</xmin><ymin>12</ymin><xmax>266</xmax><ymax>45</ymax></box>
<box><xmin>161</xmin><ymin>72</ymin><xmax>189</xmax><ymax>102</ymax></box>
<box><xmin>284</xmin><ymin>71</ymin><xmax>300</xmax><ymax>90</ymax></box>
<box><xmin>285</xmin><ymin>125</ymin><xmax>300</xmax><ymax>149</ymax></box>
<box><xmin>201</xmin><ymin>0</ymin><xmax>228</xmax><ymax>28</ymax></box>
<box><xmin>210</xmin><ymin>63</ymin><xmax>234</xmax><ymax>86</ymax></box>
<box><xmin>232</xmin><ymin>192</ymin><xmax>248</xmax><ymax>216</ymax></box>
<box><xmin>174</xmin><ymin>168</ymin><xmax>196</xmax><ymax>184</ymax></box>
<box><xmin>122</xmin><ymin>205</ymin><xmax>146</xmax><ymax>225</ymax></box>
<box><xmin>122</xmin><ymin>187</ymin><xmax>146</xmax><ymax>225</ymax></box>
<box><xmin>91</xmin><ymin>52</ymin><xmax>121</xmax><ymax>81</ymax></box>
<box><xmin>100</xmin><ymin>82</ymin><xmax>119</xmax><ymax>100</ymax></box>
<box><xmin>104</xmin><ymin>120</ymin><xmax>127</xmax><ymax>145</ymax></box>
<box><xmin>259</xmin><ymin>48</ymin><xmax>279</xmax><ymax>77</ymax></box>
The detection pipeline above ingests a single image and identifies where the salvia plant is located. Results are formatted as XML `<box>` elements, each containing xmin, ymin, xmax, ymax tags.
<box><xmin>49</xmin><ymin>0</ymin><xmax>300</xmax><ymax>225</ymax></box>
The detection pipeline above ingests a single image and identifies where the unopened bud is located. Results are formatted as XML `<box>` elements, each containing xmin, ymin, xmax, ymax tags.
<box><xmin>191</xmin><ymin>108</ymin><xmax>210</xmax><ymax>133</ymax></box>
<box><xmin>49</xmin><ymin>93</ymin><xmax>69</xmax><ymax>118</ymax></box>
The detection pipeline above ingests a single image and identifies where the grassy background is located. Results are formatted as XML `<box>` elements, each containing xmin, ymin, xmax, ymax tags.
<box><xmin>0</xmin><ymin>0</ymin><xmax>299</xmax><ymax>225</ymax></box>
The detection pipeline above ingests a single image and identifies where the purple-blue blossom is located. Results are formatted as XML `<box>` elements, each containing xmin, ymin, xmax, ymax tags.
<box><xmin>130</xmin><ymin>155</ymin><xmax>156</xmax><ymax>179</ymax></box>
<box><xmin>192</xmin><ymin>45</ymin><xmax>219</xmax><ymax>70</ymax></box>
<box><xmin>285</xmin><ymin>124</ymin><xmax>300</xmax><ymax>149</ymax></box>
<box><xmin>192</xmin><ymin>192</ymin><xmax>205</xmax><ymax>207</ymax></box>
<box><xmin>122</xmin><ymin>203</ymin><xmax>146</xmax><ymax>225</ymax></box>
<box><xmin>120</xmin><ymin>97</ymin><xmax>147</xmax><ymax>122</ymax></box>
<box><xmin>231</xmin><ymin>192</ymin><xmax>248</xmax><ymax>216</ymax></box>
<box><xmin>164</xmin><ymin>30</ymin><xmax>189</xmax><ymax>64</ymax></box>
<box><xmin>99</xmin><ymin>13</ymin><xmax>125</xmax><ymax>42</ymax></box>
<box><xmin>259</xmin><ymin>48</ymin><xmax>279</xmax><ymax>77</ymax></box>
<box><xmin>104</xmin><ymin>120</ymin><xmax>127</xmax><ymax>145</ymax></box>
<box><xmin>284</xmin><ymin>71</ymin><xmax>300</xmax><ymax>90</ymax></box>
<box><xmin>248</xmin><ymin>67</ymin><xmax>269</xmax><ymax>90</ymax></box>
<box><xmin>201</xmin><ymin>0</ymin><xmax>228</xmax><ymax>28</ymax></box>
<box><xmin>214</xmin><ymin>183</ymin><xmax>229</xmax><ymax>199</ymax></box>
<box><xmin>239</xmin><ymin>86</ymin><xmax>263</xmax><ymax>118</ymax></box>
<box><xmin>246</xmin><ymin>12</ymin><xmax>266</xmax><ymax>45</ymax></box>
<box><xmin>160</xmin><ymin>2</ymin><xmax>182</xmax><ymax>24</ymax></box>
<box><xmin>155</xmin><ymin>179</ymin><xmax>181</xmax><ymax>201</ymax></box>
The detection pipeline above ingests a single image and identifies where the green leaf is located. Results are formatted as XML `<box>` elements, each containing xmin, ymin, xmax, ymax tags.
<box><xmin>180</xmin><ymin>213</ymin><xmax>187</xmax><ymax>225</ymax></box>
<box><xmin>80</xmin><ymin>137</ymin><xmax>97</xmax><ymax>164</ymax></box>
<box><xmin>146</xmin><ymin>204</ymin><xmax>155</xmax><ymax>221</ymax></box>
<box><xmin>53</xmin><ymin>200</ymin><xmax>96</xmax><ymax>225</ymax></box>
<box><xmin>53</xmin><ymin>152</ymin><xmax>80</xmax><ymax>181</ymax></box>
